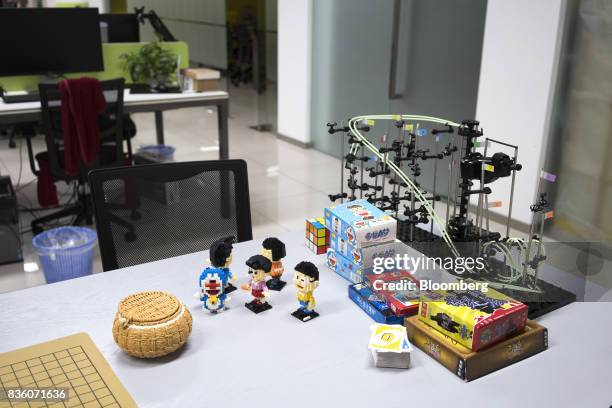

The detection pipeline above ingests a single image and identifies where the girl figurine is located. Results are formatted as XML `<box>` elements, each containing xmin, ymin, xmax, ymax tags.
<box><xmin>261</xmin><ymin>237</ymin><xmax>287</xmax><ymax>291</ymax></box>
<box><xmin>241</xmin><ymin>255</ymin><xmax>273</xmax><ymax>314</ymax></box>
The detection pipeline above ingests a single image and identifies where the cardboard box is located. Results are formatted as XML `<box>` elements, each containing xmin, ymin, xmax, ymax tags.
<box><xmin>325</xmin><ymin>200</ymin><xmax>397</xmax><ymax>258</ymax></box>
<box><xmin>183</xmin><ymin>68</ymin><xmax>221</xmax><ymax>92</ymax></box>
<box><xmin>365</xmin><ymin>270</ymin><xmax>420</xmax><ymax>316</ymax></box>
<box><xmin>326</xmin><ymin>247</ymin><xmax>363</xmax><ymax>283</ymax></box>
<box><xmin>405</xmin><ymin>316</ymin><xmax>548</xmax><ymax>381</ymax></box>
<box><xmin>419</xmin><ymin>287</ymin><xmax>528</xmax><ymax>351</ymax></box>
<box><xmin>328</xmin><ymin>238</ymin><xmax>409</xmax><ymax>273</ymax></box>
<box><xmin>348</xmin><ymin>283</ymin><xmax>405</xmax><ymax>324</ymax></box>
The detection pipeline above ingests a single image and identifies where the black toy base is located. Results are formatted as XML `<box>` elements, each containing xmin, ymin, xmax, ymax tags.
<box><xmin>496</xmin><ymin>280</ymin><xmax>577</xmax><ymax>319</ymax></box>
<box><xmin>245</xmin><ymin>300</ymin><xmax>272</xmax><ymax>314</ymax></box>
<box><xmin>225</xmin><ymin>283</ymin><xmax>237</xmax><ymax>294</ymax></box>
<box><xmin>266</xmin><ymin>278</ymin><xmax>287</xmax><ymax>291</ymax></box>
<box><xmin>291</xmin><ymin>309</ymin><xmax>319</xmax><ymax>322</ymax></box>
<box><xmin>397</xmin><ymin>225</ymin><xmax>577</xmax><ymax>319</ymax></box>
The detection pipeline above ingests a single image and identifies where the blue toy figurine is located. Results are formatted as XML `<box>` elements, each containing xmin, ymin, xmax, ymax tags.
<box><xmin>198</xmin><ymin>267</ymin><xmax>229</xmax><ymax>313</ymax></box>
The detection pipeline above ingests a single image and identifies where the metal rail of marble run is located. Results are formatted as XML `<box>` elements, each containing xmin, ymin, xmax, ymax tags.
<box><xmin>327</xmin><ymin>114</ymin><xmax>553</xmax><ymax>294</ymax></box>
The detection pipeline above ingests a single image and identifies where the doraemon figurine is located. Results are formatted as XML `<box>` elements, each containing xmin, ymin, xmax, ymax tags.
<box><xmin>198</xmin><ymin>267</ymin><xmax>230</xmax><ymax>313</ymax></box>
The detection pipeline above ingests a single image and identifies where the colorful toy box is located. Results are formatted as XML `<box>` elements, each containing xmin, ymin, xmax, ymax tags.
<box><xmin>348</xmin><ymin>283</ymin><xmax>405</xmax><ymax>325</ymax></box>
<box><xmin>327</xmin><ymin>239</ymin><xmax>411</xmax><ymax>275</ymax></box>
<box><xmin>349</xmin><ymin>270</ymin><xmax>423</xmax><ymax>324</ymax></box>
<box><xmin>326</xmin><ymin>247</ymin><xmax>363</xmax><ymax>284</ymax></box>
<box><xmin>365</xmin><ymin>270</ymin><xmax>420</xmax><ymax>316</ymax></box>
<box><xmin>419</xmin><ymin>287</ymin><xmax>528</xmax><ymax>351</ymax></box>
<box><xmin>325</xmin><ymin>200</ymin><xmax>397</xmax><ymax>257</ymax></box>
<box><xmin>353</xmin><ymin>239</ymin><xmax>410</xmax><ymax>274</ymax></box>
<box><xmin>405</xmin><ymin>316</ymin><xmax>548</xmax><ymax>381</ymax></box>
<box><xmin>305</xmin><ymin>217</ymin><xmax>329</xmax><ymax>254</ymax></box>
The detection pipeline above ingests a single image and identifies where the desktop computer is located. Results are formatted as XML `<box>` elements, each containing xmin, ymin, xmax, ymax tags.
<box><xmin>0</xmin><ymin>176</ymin><xmax>22</xmax><ymax>265</ymax></box>
<box><xmin>0</xmin><ymin>8</ymin><xmax>104</xmax><ymax>103</ymax></box>
<box><xmin>100</xmin><ymin>13</ymin><xmax>140</xmax><ymax>43</ymax></box>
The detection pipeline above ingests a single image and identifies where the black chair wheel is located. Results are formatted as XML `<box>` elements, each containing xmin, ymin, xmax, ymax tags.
<box><xmin>9</xmin><ymin>140</ymin><xmax>16</xmax><ymax>149</ymax></box>
<box><xmin>125</xmin><ymin>231</ymin><xmax>136</xmax><ymax>242</ymax></box>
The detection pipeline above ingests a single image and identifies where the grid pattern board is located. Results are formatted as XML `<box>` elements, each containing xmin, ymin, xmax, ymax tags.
<box><xmin>305</xmin><ymin>217</ymin><xmax>329</xmax><ymax>255</ymax></box>
<box><xmin>0</xmin><ymin>347</ymin><xmax>118</xmax><ymax>408</ymax></box>
<box><xmin>91</xmin><ymin>161</ymin><xmax>252</xmax><ymax>271</ymax></box>
<box><xmin>0</xmin><ymin>334</ymin><xmax>135</xmax><ymax>408</ymax></box>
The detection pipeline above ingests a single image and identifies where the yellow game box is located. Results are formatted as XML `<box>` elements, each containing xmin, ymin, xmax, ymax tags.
<box><xmin>418</xmin><ymin>287</ymin><xmax>528</xmax><ymax>351</ymax></box>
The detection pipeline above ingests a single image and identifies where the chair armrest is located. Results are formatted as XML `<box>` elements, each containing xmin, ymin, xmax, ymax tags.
<box><xmin>25</xmin><ymin>136</ymin><xmax>40</xmax><ymax>176</ymax></box>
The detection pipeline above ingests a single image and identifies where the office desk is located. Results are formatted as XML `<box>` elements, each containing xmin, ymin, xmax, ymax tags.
<box><xmin>0</xmin><ymin>91</ymin><xmax>230</xmax><ymax>160</ymax></box>
<box><xmin>0</xmin><ymin>231</ymin><xmax>609</xmax><ymax>408</ymax></box>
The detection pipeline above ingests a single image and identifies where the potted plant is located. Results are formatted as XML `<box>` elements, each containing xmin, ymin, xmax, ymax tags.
<box><xmin>120</xmin><ymin>42</ymin><xmax>178</xmax><ymax>92</ymax></box>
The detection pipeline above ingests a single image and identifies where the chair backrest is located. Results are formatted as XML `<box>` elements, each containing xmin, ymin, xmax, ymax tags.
<box><xmin>89</xmin><ymin>160</ymin><xmax>253</xmax><ymax>271</ymax></box>
<box><xmin>38</xmin><ymin>78</ymin><xmax>126</xmax><ymax>180</ymax></box>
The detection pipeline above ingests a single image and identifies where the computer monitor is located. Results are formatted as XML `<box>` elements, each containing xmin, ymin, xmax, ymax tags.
<box><xmin>0</xmin><ymin>8</ymin><xmax>104</xmax><ymax>77</ymax></box>
<box><xmin>100</xmin><ymin>13</ymin><xmax>140</xmax><ymax>43</ymax></box>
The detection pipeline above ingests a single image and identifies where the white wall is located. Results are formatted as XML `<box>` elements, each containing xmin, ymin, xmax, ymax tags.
<box><xmin>475</xmin><ymin>0</ymin><xmax>565</xmax><ymax>224</ymax></box>
<box><xmin>277</xmin><ymin>0</ymin><xmax>312</xmax><ymax>145</ymax></box>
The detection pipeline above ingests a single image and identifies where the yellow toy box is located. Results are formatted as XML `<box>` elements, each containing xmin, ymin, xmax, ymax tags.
<box><xmin>418</xmin><ymin>287</ymin><xmax>528</xmax><ymax>351</ymax></box>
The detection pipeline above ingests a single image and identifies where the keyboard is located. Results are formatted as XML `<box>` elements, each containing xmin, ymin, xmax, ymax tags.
<box><xmin>1</xmin><ymin>90</ymin><xmax>40</xmax><ymax>103</ymax></box>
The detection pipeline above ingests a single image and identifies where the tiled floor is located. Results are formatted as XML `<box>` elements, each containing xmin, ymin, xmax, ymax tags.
<box><xmin>0</xmin><ymin>85</ymin><xmax>341</xmax><ymax>293</ymax></box>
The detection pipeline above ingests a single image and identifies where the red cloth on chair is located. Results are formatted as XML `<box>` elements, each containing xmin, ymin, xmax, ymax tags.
<box><xmin>35</xmin><ymin>153</ymin><xmax>59</xmax><ymax>207</ymax></box>
<box><xmin>59</xmin><ymin>78</ymin><xmax>106</xmax><ymax>176</ymax></box>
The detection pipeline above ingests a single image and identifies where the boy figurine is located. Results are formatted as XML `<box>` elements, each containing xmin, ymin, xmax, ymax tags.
<box><xmin>292</xmin><ymin>261</ymin><xmax>320</xmax><ymax>322</ymax></box>
<box><xmin>198</xmin><ymin>267</ymin><xmax>229</xmax><ymax>313</ymax></box>
<box><xmin>241</xmin><ymin>255</ymin><xmax>273</xmax><ymax>314</ymax></box>
<box><xmin>210</xmin><ymin>236</ymin><xmax>237</xmax><ymax>294</ymax></box>
<box><xmin>261</xmin><ymin>237</ymin><xmax>287</xmax><ymax>291</ymax></box>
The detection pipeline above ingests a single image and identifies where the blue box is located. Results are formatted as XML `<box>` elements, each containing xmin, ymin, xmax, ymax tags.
<box><xmin>326</xmin><ymin>247</ymin><xmax>363</xmax><ymax>284</ymax></box>
<box><xmin>324</xmin><ymin>200</ymin><xmax>397</xmax><ymax>262</ymax></box>
<box><xmin>348</xmin><ymin>283</ymin><xmax>404</xmax><ymax>324</ymax></box>
<box><xmin>335</xmin><ymin>239</ymin><xmax>411</xmax><ymax>274</ymax></box>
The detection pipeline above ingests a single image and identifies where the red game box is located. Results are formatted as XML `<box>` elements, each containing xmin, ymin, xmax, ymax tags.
<box><xmin>365</xmin><ymin>270</ymin><xmax>420</xmax><ymax>316</ymax></box>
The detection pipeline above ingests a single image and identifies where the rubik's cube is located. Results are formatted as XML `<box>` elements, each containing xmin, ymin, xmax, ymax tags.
<box><xmin>305</xmin><ymin>217</ymin><xmax>330</xmax><ymax>255</ymax></box>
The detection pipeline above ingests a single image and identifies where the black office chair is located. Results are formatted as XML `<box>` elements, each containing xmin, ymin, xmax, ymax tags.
<box><xmin>25</xmin><ymin>78</ymin><xmax>131</xmax><ymax>234</ymax></box>
<box><xmin>89</xmin><ymin>160</ymin><xmax>252</xmax><ymax>271</ymax></box>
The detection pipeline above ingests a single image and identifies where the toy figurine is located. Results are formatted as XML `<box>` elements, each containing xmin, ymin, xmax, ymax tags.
<box><xmin>291</xmin><ymin>261</ymin><xmax>320</xmax><ymax>322</ymax></box>
<box><xmin>261</xmin><ymin>237</ymin><xmax>287</xmax><ymax>291</ymax></box>
<box><xmin>210</xmin><ymin>236</ymin><xmax>237</xmax><ymax>294</ymax></box>
<box><xmin>198</xmin><ymin>267</ymin><xmax>229</xmax><ymax>313</ymax></box>
<box><xmin>241</xmin><ymin>255</ymin><xmax>273</xmax><ymax>314</ymax></box>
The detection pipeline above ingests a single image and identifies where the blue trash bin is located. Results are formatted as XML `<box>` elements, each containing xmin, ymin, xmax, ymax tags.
<box><xmin>136</xmin><ymin>144</ymin><xmax>176</xmax><ymax>162</ymax></box>
<box><xmin>32</xmin><ymin>227</ymin><xmax>98</xmax><ymax>284</ymax></box>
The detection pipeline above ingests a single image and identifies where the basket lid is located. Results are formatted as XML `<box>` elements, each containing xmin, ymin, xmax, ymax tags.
<box><xmin>118</xmin><ymin>291</ymin><xmax>181</xmax><ymax>325</ymax></box>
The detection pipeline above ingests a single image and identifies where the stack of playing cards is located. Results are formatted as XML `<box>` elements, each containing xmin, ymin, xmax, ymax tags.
<box><xmin>368</xmin><ymin>323</ymin><xmax>413</xmax><ymax>369</ymax></box>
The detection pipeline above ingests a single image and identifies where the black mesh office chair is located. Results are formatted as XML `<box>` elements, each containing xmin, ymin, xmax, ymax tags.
<box><xmin>89</xmin><ymin>160</ymin><xmax>252</xmax><ymax>271</ymax></box>
<box><xmin>26</xmin><ymin>78</ymin><xmax>131</xmax><ymax>234</ymax></box>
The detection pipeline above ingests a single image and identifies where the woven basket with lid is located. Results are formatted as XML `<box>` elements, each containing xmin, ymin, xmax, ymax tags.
<box><xmin>112</xmin><ymin>291</ymin><xmax>192</xmax><ymax>358</ymax></box>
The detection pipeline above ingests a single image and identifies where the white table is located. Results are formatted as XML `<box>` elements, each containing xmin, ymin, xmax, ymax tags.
<box><xmin>0</xmin><ymin>231</ymin><xmax>609</xmax><ymax>408</ymax></box>
<box><xmin>0</xmin><ymin>90</ymin><xmax>230</xmax><ymax>160</ymax></box>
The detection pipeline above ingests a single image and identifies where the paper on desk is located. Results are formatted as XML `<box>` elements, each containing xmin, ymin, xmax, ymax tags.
<box><xmin>4</xmin><ymin>90</ymin><xmax>28</xmax><ymax>96</ymax></box>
